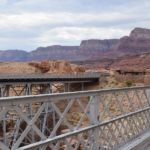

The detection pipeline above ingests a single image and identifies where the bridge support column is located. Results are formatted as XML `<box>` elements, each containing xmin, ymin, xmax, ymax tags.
<box><xmin>64</xmin><ymin>83</ymin><xmax>70</xmax><ymax>92</ymax></box>
<box><xmin>39</xmin><ymin>84</ymin><xmax>52</xmax><ymax>94</ymax></box>
<box><xmin>25</xmin><ymin>83</ymin><xmax>32</xmax><ymax>95</ymax></box>
<box><xmin>48</xmin><ymin>83</ymin><xmax>52</xmax><ymax>93</ymax></box>
<box><xmin>146</xmin><ymin>89</ymin><xmax>150</xmax><ymax>104</ymax></box>
<box><xmin>6</xmin><ymin>85</ymin><xmax>10</xmax><ymax>97</ymax></box>
<box><xmin>0</xmin><ymin>85</ymin><xmax>10</xmax><ymax>97</ymax></box>
<box><xmin>25</xmin><ymin>84</ymin><xmax>35</xmax><ymax>142</ymax></box>
<box><xmin>89</xmin><ymin>96</ymin><xmax>100</xmax><ymax>150</ymax></box>
<box><xmin>0</xmin><ymin>85</ymin><xmax>3</xmax><ymax>97</ymax></box>
<box><xmin>81</xmin><ymin>82</ymin><xmax>84</xmax><ymax>91</ymax></box>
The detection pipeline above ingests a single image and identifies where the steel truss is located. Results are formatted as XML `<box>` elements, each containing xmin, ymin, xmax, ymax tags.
<box><xmin>0</xmin><ymin>72</ymin><xmax>102</xmax><ymax>97</ymax></box>
<box><xmin>0</xmin><ymin>86</ymin><xmax>150</xmax><ymax>149</ymax></box>
<box><xmin>0</xmin><ymin>81</ymin><xmax>88</xmax><ymax>97</ymax></box>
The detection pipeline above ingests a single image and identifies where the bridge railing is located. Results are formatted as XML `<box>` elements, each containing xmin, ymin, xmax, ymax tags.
<box><xmin>0</xmin><ymin>86</ymin><xmax>150</xmax><ymax>150</ymax></box>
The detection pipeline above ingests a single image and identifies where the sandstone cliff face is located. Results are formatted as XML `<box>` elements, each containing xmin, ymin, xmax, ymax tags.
<box><xmin>28</xmin><ymin>45</ymin><xmax>82</xmax><ymax>61</ymax></box>
<box><xmin>79</xmin><ymin>39</ymin><xmax>119</xmax><ymax>60</ymax></box>
<box><xmin>114</xmin><ymin>28</ymin><xmax>150</xmax><ymax>56</ymax></box>
<box><xmin>130</xmin><ymin>28</ymin><xmax>150</xmax><ymax>39</ymax></box>
<box><xmin>79</xmin><ymin>27</ymin><xmax>150</xmax><ymax>59</ymax></box>
<box><xmin>80</xmin><ymin>39</ymin><xmax>118</xmax><ymax>51</ymax></box>
<box><xmin>113</xmin><ymin>36</ymin><xmax>150</xmax><ymax>56</ymax></box>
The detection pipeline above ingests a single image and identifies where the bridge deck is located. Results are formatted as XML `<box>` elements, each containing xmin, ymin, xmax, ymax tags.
<box><xmin>120</xmin><ymin>130</ymin><xmax>150</xmax><ymax>150</ymax></box>
<box><xmin>0</xmin><ymin>73</ymin><xmax>101</xmax><ymax>83</ymax></box>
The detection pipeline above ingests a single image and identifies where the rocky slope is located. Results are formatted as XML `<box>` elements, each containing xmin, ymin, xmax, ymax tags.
<box><xmin>82</xmin><ymin>52</ymin><xmax>150</xmax><ymax>73</ymax></box>
<box><xmin>0</xmin><ymin>27</ymin><xmax>150</xmax><ymax>61</ymax></box>
<box><xmin>110</xmin><ymin>52</ymin><xmax>150</xmax><ymax>72</ymax></box>
<box><xmin>0</xmin><ymin>61</ymin><xmax>85</xmax><ymax>74</ymax></box>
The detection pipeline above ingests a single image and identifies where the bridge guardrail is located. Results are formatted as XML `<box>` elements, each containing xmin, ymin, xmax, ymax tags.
<box><xmin>0</xmin><ymin>86</ymin><xmax>150</xmax><ymax>149</ymax></box>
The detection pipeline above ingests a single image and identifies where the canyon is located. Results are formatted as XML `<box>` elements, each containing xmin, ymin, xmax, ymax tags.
<box><xmin>1</xmin><ymin>27</ymin><xmax>150</xmax><ymax>62</ymax></box>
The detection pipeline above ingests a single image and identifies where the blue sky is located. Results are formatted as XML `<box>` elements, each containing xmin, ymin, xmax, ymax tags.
<box><xmin>0</xmin><ymin>0</ymin><xmax>150</xmax><ymax>51</ymax></box>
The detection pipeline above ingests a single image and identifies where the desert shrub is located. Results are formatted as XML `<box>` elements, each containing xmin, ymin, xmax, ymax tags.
<box><xmin>125</xmin><ymin>80</ymin><xmax>133</xmax><ymax>87</ymax></box>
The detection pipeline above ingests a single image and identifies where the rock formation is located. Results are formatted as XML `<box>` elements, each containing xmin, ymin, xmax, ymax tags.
<box><xmin>80</xmin><ymin>39</ymin><xmax>118</xmax><ymax>51</ymax></box>
<box><xmin>113</xmin><ymin>28</ymin><xmax>150</xmax><ymax>56</ymax></box>
<box><xmin>0</xmin><ymin>61</ymin><xmax>85</xmax><ymax>74</ymax></box>
<box><xmin>28</xmin><ymin>60</ymin><xmax>85</xmax><ymax>74</ymax></box>
<box><xmin>29</xmin><ymin>45</ymin><xmax>82</xmax><ymax>61</ymax></box>
<box><xmin>0</xmin><ymin>27</ymin><xmax>150</xmax><ymax>61</ymax></box>
<box><xmin>130</xmin><ymin>27</ymin><xmax>150</xmax><ymax>39</ymax></box>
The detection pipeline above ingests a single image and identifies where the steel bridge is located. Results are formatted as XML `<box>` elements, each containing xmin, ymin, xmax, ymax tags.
<box><xmin>0</xmin><ymin>73</ymin><xmax>101</xmax><ymax>97</ymax></box>
<box><xmin>0</xmin><ymin>85</ymin><xmax>150</xmax><ymax>150</ymax></box>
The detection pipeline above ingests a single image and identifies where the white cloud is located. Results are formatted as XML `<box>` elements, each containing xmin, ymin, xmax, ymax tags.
<box><xmin>0</xmin><ymin>26</ymin><xmax>130</xmax><ymax>50</ymax></box>
<box><xmin>0</xmin><ymin>11</ymin><xmax>140</xmax><ymax>30</ymax></box>
<box><xmin>36</xmin><ymin>27</ymin><xmax>130</xmax><ymax>46</ymax></box>
<box><xmin>0</xmin><ymin>0</ymin><xmax>7</xmax><ymax>6</ymax></box>
<box><xmin>0</xmin><ymin>0</ymin><xmax>6</xmax><ymax>3</ymax></box>
<box><xmin>0</xmin><ymin>0</ymin><xmax>150</xmax><ymax>50</ymax></box>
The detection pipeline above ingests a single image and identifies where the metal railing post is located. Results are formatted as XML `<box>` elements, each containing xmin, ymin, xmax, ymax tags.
<box><xmin>89</xmin><ymin>95</ymin><xmax>100</xmax><ymax>150</ymax></box>
<box><xmin>146</xmin><ymin>88</ymin><xmax>150</xmax><ymax>124</ymax></box>
<box><xmin>146</xmin><ymin>89</ymin><xmax>150</xmax><ymax>105</ymax></box>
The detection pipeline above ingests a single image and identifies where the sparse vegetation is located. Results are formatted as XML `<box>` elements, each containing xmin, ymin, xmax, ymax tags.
<box><xmin>125</xmin><ymin>80</ymin><xmax>133</xmax><ymax>87</ymax></box>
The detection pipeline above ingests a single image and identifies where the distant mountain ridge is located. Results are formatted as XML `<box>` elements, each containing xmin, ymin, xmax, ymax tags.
<box><xmin>29</xmin><ymin>45</ymin><xmax>81</xmax><ymax>61</ymax></box>
<box><xmin>0</xmin><ymin>27</ymin><xmax>150</xmax><ymax>61</ymax></box>
<box><xmin>0</xmin><ymin>50</ymin><xmax>28</xmax><ymax>61</ymax></box>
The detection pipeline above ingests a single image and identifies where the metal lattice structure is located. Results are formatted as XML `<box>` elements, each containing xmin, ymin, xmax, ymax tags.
<box><xmin>0</xmin><ymin>86</ymin><xmax>150</xmax><ymax>150</ymax></box>
<box><xmin>0</xmin><ymin>73</ymin><xmax>101</xmax><ymax>97</ymax></box>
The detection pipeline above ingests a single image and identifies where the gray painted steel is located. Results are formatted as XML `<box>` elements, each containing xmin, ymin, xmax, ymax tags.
<box><xmin>0</xmin><ymin>85</ymin><xmax>150</xmax><ymax>149</ymax></box>
<box><xmin>0</xmin><ymin>73</ymin><xmax>101</xmax><ymax>83</ymax></box>
<box><xmin>0</xmin><ymin>73</ymin><xmax>101</xmax><ymax>97</ymax></box>
<box><xmin>0</xmin><ymin>73</ymin><xmax>102</xmax><ymax>97</ymax></box>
